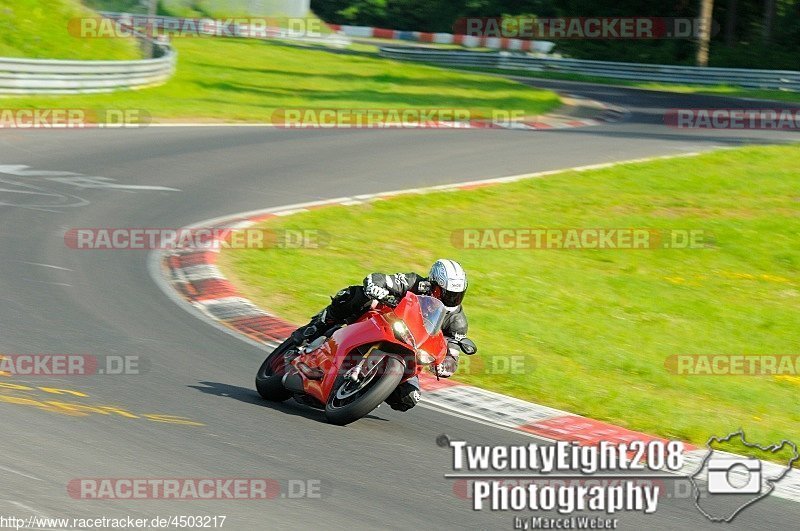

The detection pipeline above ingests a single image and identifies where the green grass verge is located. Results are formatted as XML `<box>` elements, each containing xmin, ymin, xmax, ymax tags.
<box><xmin>156</xmin><ymin>1</ymin><xmax>332</xmax><ymax>32</ymax></box>
<box><xmin>0</xmin><ymin>38</ymin><xmax>560</xmax><ymax>121</ymax></box>
<box><xmin>82</xmin><ymin>0</ymin><xmax>143</xmax><ymax>13</ymax></box>
<box><xmin>160</xmin><ymin>0</ymin><xmax>313</xmax><ymax>18</ymax></box>
<box><xmin>216</xmin><ymin>145</ymin><xmax>800</xmax><ymax>450</ymax></box>
<box><xmin>0</xmin><ymin>0</ymin><xmax>140</xmax><ymax>60</ymax></box>
<box><xmin>83</xmin><ymin>0</ymin><xmax>330</xmax><ymax>32</ymax></box>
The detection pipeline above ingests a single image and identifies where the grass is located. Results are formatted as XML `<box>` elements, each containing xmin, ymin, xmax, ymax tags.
<box><xmin>216</xmin><ymin>145</ymin><xmax>800</xmax><ymax>451</ymax></box>
<box><xmin>156</xmin><ymin>1</ymin><xmax>333</xmax><ymax>32</ymax></box>
<box><xmin>0</xmin><ymin>0</ymin><xmax>140</xmax><ymax>60</ymax></box>
<box><xmin>0</xmin><ymin>37</ymin><xmax>560</xmax><ymax>121</ymax></box>
<box><xmin>81</xmin><ymin>0</ymin><xmax>143</xmax><ymax>13</ymax></box>
<box><xmin>83</xmin><ymin>0</ymin><xmax>331</xmax><ymax>33</ymax></box>
<box><xmin>160</xmin><ymin>0</ymin><xmax>314</xmax><ymax>18</ymax></box>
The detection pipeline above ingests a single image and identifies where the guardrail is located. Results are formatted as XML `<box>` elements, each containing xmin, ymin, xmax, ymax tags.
<box><xmin>379</xmin><ymin>47</ymin><xmax>800</xmax><ymax>91</ymax></box>
<box><xmin>0</xmin><ymin>30</ymin><xmax>175</xmax><ymax>95</ymax></box>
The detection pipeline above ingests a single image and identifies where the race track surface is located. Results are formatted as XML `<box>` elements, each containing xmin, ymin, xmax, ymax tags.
<box><xmin>1</xmin><ymin>82</ymin><xmax>798</xmax><ymax>529</ymax></box>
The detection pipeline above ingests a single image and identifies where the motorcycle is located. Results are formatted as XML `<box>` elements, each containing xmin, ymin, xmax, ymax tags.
<box><xmin>255</xmin><ymin>291</ymin><xmax>476</xmax><ymax>425</ymax></box>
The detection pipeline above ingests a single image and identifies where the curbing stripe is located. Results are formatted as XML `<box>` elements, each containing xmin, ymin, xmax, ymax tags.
<box><xmin>195</xmin><ymin>297</ymin><xmax>269</xmax><ymax>320</ymax></box>
<box><xmin>424</xmin><ymin>385</ymin><xmax>566</xmax><ymax>427</ymax></box>
<box><xmin>177</xmin><ymin>264</ymin><xmax>225</xmax><ymax>282</ymax></box>
<box><xmin>117</xmin><ymin>96</ymin><xmax>626</xmax><ymax>131</ymax></box>
<box><xmin>520</xmin><ymin>416</ymin><xmax>695</xmax><ymax>451</ymax></box>
<box><xmin>135</xmin><ymin>118</ymin><xmax>617</xmax><ymax>130</ymax></box>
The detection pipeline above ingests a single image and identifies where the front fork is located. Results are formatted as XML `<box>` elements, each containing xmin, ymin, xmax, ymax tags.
<box><xmin>343</xmin><ymin>357</ymin><xmax>367</xmax><ymax>382</ymax></box>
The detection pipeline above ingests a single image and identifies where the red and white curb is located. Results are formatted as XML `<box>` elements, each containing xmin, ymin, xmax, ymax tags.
<box><xmin>63</xmin><ymin>97</ymin><xmax>627</xmax><ymax>130</ymax></box>
<box><xmin>149</xmin><ymin>153</ymin><xmax>799</xmax><ymax>503</ymax></box>
<box><xmin>106</xmin><ymin>106</ymin><xmax>624</xmax><ymax>130</ymax></box>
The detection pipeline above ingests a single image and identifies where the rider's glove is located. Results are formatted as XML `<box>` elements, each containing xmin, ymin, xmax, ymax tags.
<box><xmin>417</xmin><ymin>280</ymin><xmax>432</xmax><ymax>294</ymax></box>
<box><xmin>434</xmin><ymin>353</ymin><xmax>459</xmax><ymax>378</ymax></box>
<box><xmin>364</xmin><ymin>282</ymin><xmax>390</xmax><ymax>301</ymax></box>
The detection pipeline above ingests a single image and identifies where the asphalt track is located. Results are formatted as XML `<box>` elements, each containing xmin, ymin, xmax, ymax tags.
<box><xmin>0</xmin><ymin>79</ymin><xmax>798</xmax><ymax>530</ymax></box>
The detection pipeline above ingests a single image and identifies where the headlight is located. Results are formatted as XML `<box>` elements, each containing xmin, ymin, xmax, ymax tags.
<box><xmin>415</xmin><ymin>348</ymin><xmax>436</xmax><ymax>365</ymax></box>
<box><xmin>392</xmin><ymin>320</ymin><xmax>415</xmax><ymax>346</ymax></box>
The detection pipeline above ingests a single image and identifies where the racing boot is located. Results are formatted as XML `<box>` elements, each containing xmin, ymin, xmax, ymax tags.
<box><xmin>290</xmin><ymin>308</ymin><xmax>334</xmax><ymax>345</ymax></box>
<box><xmin>385</xmin><ymin>378</ymin><xmax>422</xmax><ymax>411</ymax></box>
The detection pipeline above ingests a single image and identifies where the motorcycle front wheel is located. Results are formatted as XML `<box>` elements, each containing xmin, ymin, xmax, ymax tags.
<box><xmin>325</xmin><ymin>352</ymin><xmax>405</xmax><ymax>425</ymax></box>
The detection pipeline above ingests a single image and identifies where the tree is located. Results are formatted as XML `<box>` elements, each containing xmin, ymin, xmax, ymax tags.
<box><xmin>696</xmin><ymin>0</ymin><xmax>715</xmax><ymax>66</ymax></box>
<box><xmin>762</xmin><ymin>0</ymin><xmax>776</xmax><ymax>43</ymax></box>
<box><xmin>724</xmin><ymin>0</ymin><xmax>738</xmax><ymax>47</ymax></box>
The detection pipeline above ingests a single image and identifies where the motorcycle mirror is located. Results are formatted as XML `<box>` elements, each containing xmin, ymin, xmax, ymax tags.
<box><xmin>459</xmin><ymin>338</ymin><xmax>477</xmax><ymax>355</ymax></box>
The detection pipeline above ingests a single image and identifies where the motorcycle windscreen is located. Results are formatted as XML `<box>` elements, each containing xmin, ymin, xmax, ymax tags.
<box><xmin>418</xmin><ymin>295</ymin><xmax>446</xmax><ymax>336</ymax></box>
<box><xmin>393</xmin><ymin>293</ymin><xmax>443</xmax><ymax>345</ymax></box>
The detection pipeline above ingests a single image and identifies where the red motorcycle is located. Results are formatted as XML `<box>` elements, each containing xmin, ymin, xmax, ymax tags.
<box><xmin>256</xmin><ymin>292</ymin><xmax>475</xmax><ymax>425</ymax></box>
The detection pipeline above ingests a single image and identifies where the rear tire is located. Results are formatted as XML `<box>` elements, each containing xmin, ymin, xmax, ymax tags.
<box><xmin>325</xmin><ymin>354</ymin><xmax>405</xmax><ymax>425</ymax></box>
<box><xmin>255</xmin><ymin>340</ymin><xmax>294</xmax><ymax>402</ymax></box>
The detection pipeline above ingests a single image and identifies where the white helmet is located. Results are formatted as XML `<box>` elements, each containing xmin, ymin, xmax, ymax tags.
<box><xmin>429</xmin><ymin>259</ymin><xmax>468</xmax><ymax>310</ymax></box>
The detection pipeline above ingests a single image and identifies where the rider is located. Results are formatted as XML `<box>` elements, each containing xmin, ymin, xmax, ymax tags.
<box><xmin>290</xmin><ymin>259</ymin><xmax>471</xmax><ymax>412</ymax></box>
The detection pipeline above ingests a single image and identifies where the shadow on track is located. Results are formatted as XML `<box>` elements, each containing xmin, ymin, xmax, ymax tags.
<box><xmin>188</xmin><ymin>381</ymin><xmax>389</xmax><ymax>424</ymax></box>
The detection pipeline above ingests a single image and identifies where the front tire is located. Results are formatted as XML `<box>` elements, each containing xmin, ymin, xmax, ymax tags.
<box><xmin>255</xmin><ymin>340</ymin><xmax>294</xmax><ymax>402</ymax></box>
<box><xmin>325</xmin><ymin>353</ymin><xmax>405</xmax><ymax>425</ymax></box>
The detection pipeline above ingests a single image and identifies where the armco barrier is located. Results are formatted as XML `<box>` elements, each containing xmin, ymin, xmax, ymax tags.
<box><xmin>0</xmin><ymin>52</ymin><xmax>176</xmax><ymax>95</ymax></box>
<box><xmin>379</xmin><ymin>47</ymin><xmax>800</xmax><ymax>91</ymax></box>
<box><xmin>0</xmin><ymin>20</ymin><xmax>175</xmax><ymax>95</ymax></box>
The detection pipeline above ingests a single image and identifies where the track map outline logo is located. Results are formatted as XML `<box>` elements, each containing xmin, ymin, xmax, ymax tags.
<box><xmin>688</xmin><ymin>429</ymin><xmax>799</xmax><ymax>522</ymax></box>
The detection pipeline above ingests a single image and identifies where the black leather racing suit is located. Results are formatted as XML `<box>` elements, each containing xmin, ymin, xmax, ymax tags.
<box><xmin>296</xmin><ymin>272</ymin><xmax>469</xmax><ymax>411</ymax></box>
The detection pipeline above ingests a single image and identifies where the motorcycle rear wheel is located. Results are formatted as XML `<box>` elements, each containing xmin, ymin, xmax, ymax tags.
<box><xmin>255</xmin><ymin>340</ymin><xmax>294</xmax><ymax>402</ymax></box>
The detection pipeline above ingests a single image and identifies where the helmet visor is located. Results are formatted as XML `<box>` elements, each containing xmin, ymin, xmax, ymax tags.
<box><xmin>441</xmin><ymin>288</ymin><xmax>465</xmax><ymax>308</ymax></box>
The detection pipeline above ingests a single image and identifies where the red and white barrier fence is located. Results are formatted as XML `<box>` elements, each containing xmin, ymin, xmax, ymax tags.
<box><xmin>328</xmin><ymin>24</ymin><xmax>555</xmax><ymax>53</ymax></box>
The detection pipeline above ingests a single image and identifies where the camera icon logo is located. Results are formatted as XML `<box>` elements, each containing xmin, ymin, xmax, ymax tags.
<box><xmin>707</xmin><ymin>458</ymin><xmax>762</xmax><ymax>494</ymax></box>
<box><xmin>689</xmin><ymin>429</ymin><xmax>799</xmax><ymax>522</ymax></box>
